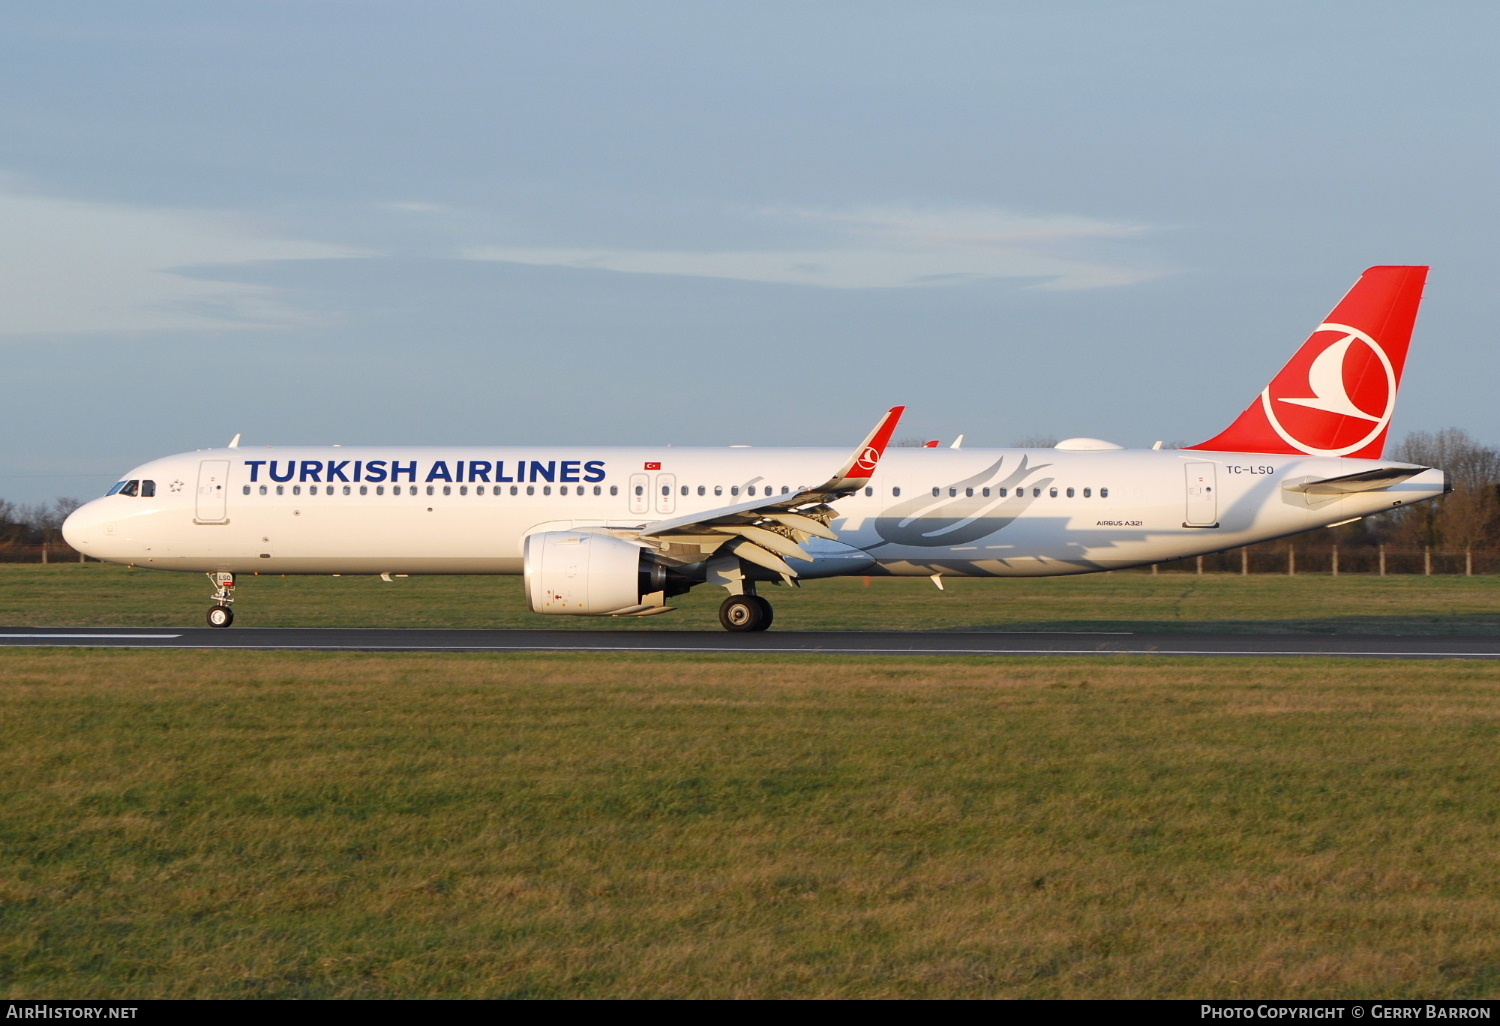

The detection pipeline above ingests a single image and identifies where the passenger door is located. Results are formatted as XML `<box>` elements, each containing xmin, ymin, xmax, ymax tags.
<box><xmin>195</xmin><ymin>460</ymin><xmax>230</xmax><ymax>523</ymax></box>
<box><xmin>1184</xmin><ymin>462</ymin><xmax>1218</xmax><ymax>527</ymax></box>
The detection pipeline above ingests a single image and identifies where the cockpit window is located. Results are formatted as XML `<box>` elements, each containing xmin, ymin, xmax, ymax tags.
<box><xmin>106</xmin><ymin>481</ymin><xmax>129</xmax><ymax>496</ymax></box>
<box><xmin>140</xmin><ymin>480</ymin><xmax>156</xmax><ymax>497</ymax></box>
<box><xmin>119</xmin><ymin>480</ymin><xmax>140</xmax><ymax>497</ymax></box>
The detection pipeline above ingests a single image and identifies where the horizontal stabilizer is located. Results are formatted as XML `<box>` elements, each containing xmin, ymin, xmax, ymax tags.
<box><xmin>1282</xmin><ymin>465</ymin><xmax>1427</xmax><ymax>496</ymax></box>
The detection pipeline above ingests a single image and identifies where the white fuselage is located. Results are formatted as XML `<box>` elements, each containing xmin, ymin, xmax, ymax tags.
<box><xmin>63</xmin><ymin>444</ymin><xmax>1446</xmax><ymax>577</ymax></box>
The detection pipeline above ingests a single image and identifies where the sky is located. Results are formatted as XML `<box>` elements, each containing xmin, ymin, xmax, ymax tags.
<box><xmin>3</xmin><ymin>1</ymin><xmax>1498</xmax><ymax>503</ymax></box>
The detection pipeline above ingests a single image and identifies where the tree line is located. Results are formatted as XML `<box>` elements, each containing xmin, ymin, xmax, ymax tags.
<box><xmin>0</xmin><ymin>498</ymin><xmax>83</xmax><ymax>559</ymax></box>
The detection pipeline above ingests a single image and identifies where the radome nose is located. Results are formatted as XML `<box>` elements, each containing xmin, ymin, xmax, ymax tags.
<box><xmin>62</xmin><ymin>499</ymin><xmax>103</xmax><ymax>554</ymax></box>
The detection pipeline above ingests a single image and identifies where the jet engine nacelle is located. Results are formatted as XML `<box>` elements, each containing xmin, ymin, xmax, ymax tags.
<box><xmin>524</xmin><ymin>531</ymin><xmax>673</xmax><ymax>615</ymax></box>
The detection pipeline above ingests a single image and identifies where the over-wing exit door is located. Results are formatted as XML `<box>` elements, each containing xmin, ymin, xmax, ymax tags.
<box><xmin>655</xmin><ymin>473</ymin><xmax>676</xmax><ymax>514</ymax></box>
<box><xmin>628</xmin><ymin>473</ymin><xmax>649</xmax><ymax>514</ymax></box>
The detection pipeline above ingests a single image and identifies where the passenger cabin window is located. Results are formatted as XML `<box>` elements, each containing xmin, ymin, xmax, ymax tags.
<box><xmin>1083</xmin><ymin>487</ymin><xmax>1091</xmax><ymax>498</ymax></box>
<box><xmin>1100</xmin><ymin>487</ymin><xmax>1109</xmax><ymax>498</ymax></box>
<box><xmin>892</xmin><ymin>487</ymin><xmax>901</xmax><ymax>497</ymax></box>
<box><xmin>1066</xmin><ymin>487</ymin><xmax>1074</xmax><ymax>498</ymax></box>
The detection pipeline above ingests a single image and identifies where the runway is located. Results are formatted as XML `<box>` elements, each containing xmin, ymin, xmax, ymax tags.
<box><xmin>2</xmin><ymin>626</ymin><xmax>1499</xmax><ymax>658</ymax></box>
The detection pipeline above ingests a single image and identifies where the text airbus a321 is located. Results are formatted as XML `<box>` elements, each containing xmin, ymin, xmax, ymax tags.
<box><xmin>63</xmin><ymin>265</ymin><xmax>1448</xmax><ymax>631</ymax></box>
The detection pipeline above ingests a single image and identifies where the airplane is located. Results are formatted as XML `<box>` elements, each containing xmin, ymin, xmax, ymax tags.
<box><xmin>63</xmin><ymin>265</ymin><xmax>1447</xmax><ymax>632</ymax></box>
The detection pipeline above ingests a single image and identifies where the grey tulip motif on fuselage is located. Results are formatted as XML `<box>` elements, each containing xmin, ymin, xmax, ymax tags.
<box><xmin>869</xmin><ymin>455</ymin><xmax>1055</xmax><ymax>548</ymax></box>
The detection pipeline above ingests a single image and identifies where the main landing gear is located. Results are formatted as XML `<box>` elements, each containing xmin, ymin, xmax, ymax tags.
<box><xmin>206</xmin><ymin>572</ymin><xmax>235</xmax><ymax>628</ymax></box>
<box><xmin>719</xmin><ymin>593</ymin><xmax>774</xmax><ymax>632</ymax></box>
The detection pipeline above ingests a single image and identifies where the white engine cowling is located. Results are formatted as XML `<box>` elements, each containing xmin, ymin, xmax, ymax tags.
<box><xmin>524</xmin><ymin>531</ymin><xmax>668</xmax><ymax>615</ymax></box>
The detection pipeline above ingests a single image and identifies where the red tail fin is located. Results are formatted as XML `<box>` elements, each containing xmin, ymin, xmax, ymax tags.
<box><xmin>1186</xmin><ymin>266</ymin><xmax>1428</xmax><ymax>458</ymax></box>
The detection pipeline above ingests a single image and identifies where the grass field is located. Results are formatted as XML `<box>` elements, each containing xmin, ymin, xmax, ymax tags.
<box><xmin>5</xmin><ymin>563</ymin><xmax>1500</xmax><ymax>634</ymax></box>
<box><xmin>1</xmin><ymin>650</ymin><xmax>1498</xmax><ymax>999</ymax></box>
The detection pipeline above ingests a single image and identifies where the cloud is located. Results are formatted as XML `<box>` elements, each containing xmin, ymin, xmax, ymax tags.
<box><xmin>464</xmin><ymin>204</ymin><xmax>1164</xmax><ymax>290</ymax></box>
<box><xmin>0</xmin><ymin>180</ymin><xmax>371</xmax><ymax>336</ymax></box>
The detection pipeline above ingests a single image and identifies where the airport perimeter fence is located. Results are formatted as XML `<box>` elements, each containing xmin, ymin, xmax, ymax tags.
<box><xmin>1141</xmin><ymin>544</ymin><xmax>1500</xmax><ymax>576</ymax></box>
<box><xmin>1</xmin><ymin>540</ymin><xmax>1499</xmax><ymax>575</ymax></box>
<box><xmin>0</xmin><ymin>543</ymin><xmax>87</xmax><ymax>563</ymax></box>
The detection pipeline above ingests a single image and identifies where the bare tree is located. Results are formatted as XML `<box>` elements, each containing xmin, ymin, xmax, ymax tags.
<box><xmin>1385</xmin><ymin>430</ymin><xmax>1500</xmax><ymax>550</ymax></box>
<box><xmin>20</xmin><ymin>498</ymin><xmax>82</xmax><ymax>546</ymax></box>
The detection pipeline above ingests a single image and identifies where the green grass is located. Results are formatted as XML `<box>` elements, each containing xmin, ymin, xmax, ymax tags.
<box><xmin>4</xmin><ymin>563</ymin><xmax>1500</xmax><ymax>634</ymax></box>
<box><xmin>1</xmin><ymin>650</ymin><xmax>1497</xmax><ymax>998</ymax></box>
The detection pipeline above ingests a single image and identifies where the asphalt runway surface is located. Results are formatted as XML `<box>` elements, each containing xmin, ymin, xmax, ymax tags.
<box><xmin>2</xmin><ymin>626</ymin><xmax>1500</xmax><ymax>658</ymax></box>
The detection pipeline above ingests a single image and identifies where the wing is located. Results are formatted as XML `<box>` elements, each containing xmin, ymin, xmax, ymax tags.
<box><xmin>632</xmin><ymin>406</ymin><xmax>904</xmax><ymax>577</ymax></box>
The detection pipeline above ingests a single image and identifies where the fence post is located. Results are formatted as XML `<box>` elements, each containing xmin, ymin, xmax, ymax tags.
<box><xmin>1466</xmin><ymin>548</ymin><xmax>1473</xmax><ymax>577</ymax></box>
<box><xmin>1288</xmin><ymin>545</ymin><xmax>1295</xmax><ymax>576</ymax></box>
<box><xmin>1332</xmin><ymin>544</ymin><xmax>1339</xmax><ymax>577</ymax></box>
<box><xmin>41</xmin><ymin>543</ymin><xmax>48</xmax><ymax>565</ymax></box>
<box><xmin>1196</xmin><ymin>555</ymin><xmax>1203</xmax><ymax>575</ymax></box>
<box><xmin>1152</xmin><ymin>563</ymin><xmax>1158</xmax><ymax>575</ymax></box>
<box><xmin>1241</xmin><ymin>548</ymin><xmax>1249</xmax><ymax>575</ymax></box>
<box><xmin>1425</xmin><ymin>546</ymin><xmax>1432</xmax><ymax>576</ymax></box>
<box><xmin>1379</xmin><ymin>544</ymin><xmax>1386</xmax><ymax>576</ymax></box>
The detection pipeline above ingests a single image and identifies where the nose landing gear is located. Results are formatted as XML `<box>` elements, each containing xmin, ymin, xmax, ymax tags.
<box><xmin>206</xmin><ymin>572</ymin><xmax>235</xmax><ymax>628</ymax></box>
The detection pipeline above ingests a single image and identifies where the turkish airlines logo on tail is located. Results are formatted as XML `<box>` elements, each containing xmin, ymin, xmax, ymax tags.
<box><xmin>1260</xmin><ymin>322</ymin><xmax>1397</xmax><ymax>457</ymax></box>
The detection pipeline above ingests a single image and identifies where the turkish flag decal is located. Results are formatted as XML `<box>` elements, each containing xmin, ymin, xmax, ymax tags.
<box><xmin>644</xmin><ymin>462</ymin><xmax>661</xmax><ymax>471</ymax></box>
